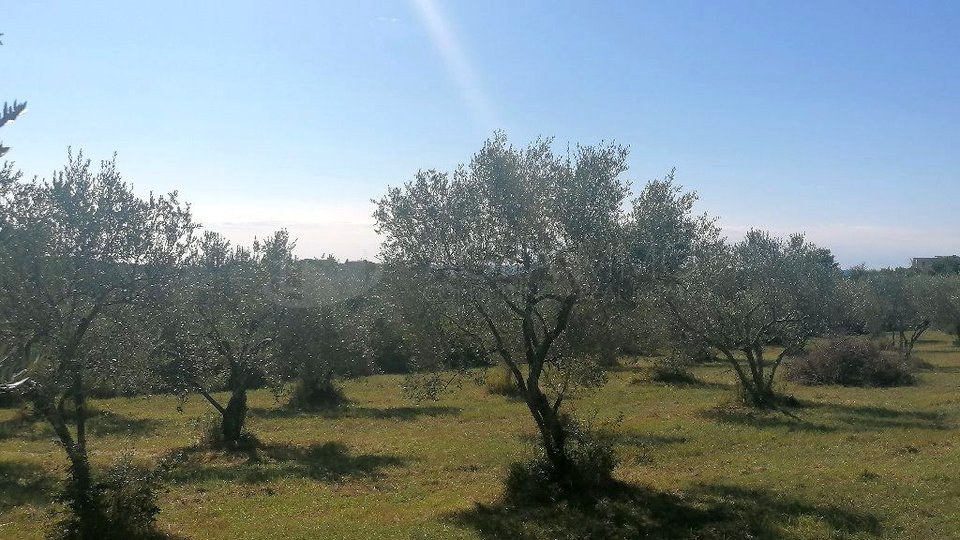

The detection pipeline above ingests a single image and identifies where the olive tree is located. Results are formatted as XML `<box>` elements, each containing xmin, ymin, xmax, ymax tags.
<box><xmin>278</xmin><ymin>258</ymin><xmax>380</xmax><ymax>409</ymax></box>
<box><xmin>0</xmin><ymin>153</ymin><xmax>195</xmax><ymax>536</ymax></box>
<box><xmin>928</xmin><ymin>274</ymin><xmax>960</xmax><ymax>346</ymax></box>
<box><xmin>619</xmin><ymin>175</ymin><xmax>724</xmax><ymax>382</ymax></box>
<box><xmin>156</xmin><ymin>230</ymin><xmax>296</xmax><ymax>447</ymax></box>
<box><xmin>667</xmin><ymin>230</ymin><xmax>842</xmax><ymax>407</ymax></box>
<box><xmin>855</xmin><ymin>269</ymin><xmax>931</xmax><ymax>359</ymax></box>
<box><xmin>374</xmin><ymin>134</ymin><xmax>707</xmax><ymax>490</ymax></box>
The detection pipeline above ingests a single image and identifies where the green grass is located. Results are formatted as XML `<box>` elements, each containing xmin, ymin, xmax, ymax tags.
<box><xmin>1</xmin><ymin>333</ymin><xmax>959</xmax><ymax>539</ymax></box>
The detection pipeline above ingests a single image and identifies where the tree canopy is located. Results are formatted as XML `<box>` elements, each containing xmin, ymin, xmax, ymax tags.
<box><xmin>374</xmin><ymin>133</ymin><xmax>712</xmax><ymax>490</ymax></box>
<box><xmin>0</xmin><ymin>152</ymin><xmax>196</xmax><ymax>536</ymax></box>
<box><xmin>667</xmin><ymin>230</ymin><xmax>842</xmax><ymax>406</ymax></box>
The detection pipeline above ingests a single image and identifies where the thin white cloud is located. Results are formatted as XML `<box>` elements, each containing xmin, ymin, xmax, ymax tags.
<box><xmin>196</xmin><ymin>199</ymin><xmax>952</xmax><ymax>267</ymax></box>
<box><xmin>720</xmin><ymin>222</ymin><xmax>957</xmax><ymax>268</ymax></box>
<box><xmin>410</xmin><ymin>0</ymin><xmax>498</xmax><ymax>132</ymax></box>
<box><xmin>194</xmin><ymin>199</ymin><xmax>381</xmax><ymax>261</ymax></box>
<box><xmin>197</xmin><ymin>199</ymin><xmax>373</xmax><ymax>226</ymax></box>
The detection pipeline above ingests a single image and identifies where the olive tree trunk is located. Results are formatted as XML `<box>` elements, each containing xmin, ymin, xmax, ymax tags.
<box><xmin>524</xmin><ymin>388</ymin><xmax>572</xmax><ymax>481</ymax></box>
<box><xmin>194</xmin><ymin>363</ymin><xmax>251</xmax><ymax>447</ymax></box>
<box><xmin>32</xmin><ymin>371</ymin><xmax>100</xmax><ymax>538</ymax></box>
<box><xmin>221</xmin><ymin>387</ymin><xmax>247</xmax><ymax>443</ymax></box>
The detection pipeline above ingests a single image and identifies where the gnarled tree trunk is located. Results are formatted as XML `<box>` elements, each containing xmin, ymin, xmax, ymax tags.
<box><xmin>194</xmin><ymin>362</ymin><xmax>251</xmax><ymax>448</ymax></box>
<box><xmin>719</xmin><ymin>346</ymin><xmax>777</xmax><ymax>408</ymax></box>
<box><xmin>525</xmin><ymin>389</ymin><xmax>572</xmax><ymax>482</ymax></box>
<box><xmin>221</xmin><ymin>387</ymin><xmax>247</xmax><ymax>443</ymax></box>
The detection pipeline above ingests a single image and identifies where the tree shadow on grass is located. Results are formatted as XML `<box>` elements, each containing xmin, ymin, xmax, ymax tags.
<box><xmin>701</xmin><ymin>400</ymin><xmax>951</xmax><ymax>433</ymax></box>
<box><xmin>257</xmin><ymin>441</ymin><xmax>407</xmax><ymax>482</ymax></box>
<box><xmin>248</xmin><ymin>405</ymin><xmax>461</xmax><ymax>421</ymax></box>
<box><xmin>0</xmin><ymin>408</ymin><xmax>160</xmax><ymax>441</ymax></box>
<box><xmin>806</xmin><ymin>402</ymin><xmax>951</xmax><ymax>431</ymax></box>
<box><xmin>0</xmin><ymin>411</ymin><xmax>37</xmax><ymax>441</ymax></box>
<box><xmin>165</xmin><ymin>441</ymin><xmax>407</xmax><ymax>485</ymax></box>
<box><xmin>917</xmin><ymin>347</ymin><xmax>958</xmax><ymax>354</ymax></box>
<box><xmin>615</xmin><ymin>433</ymin><xmax>689</xmax><ymax>448</ymax></box>
<box><xmin>927</xmin><ymin>364</ymin><xmax>960</xmax><ymax>372</ymax></box>
<box><xmin>649</xmin><ymin>378</ymin><xmax>730</xmax><ymax>390</ymax></box>
<box><xmin>454</xmin><ymin>482</ymin><xmax>881</xmax><ymax>540</ymax></box>
<box><xmin>618</xmin><ymin>363</ymin><xmax>731</xmax><ymax>390</ymax></box>
<box><xmin>701</xmin><ymin>408</ymin><xmax>836</xmax><ymax>433</ymax></box>
<box><xmin>86</xmin><ymin>410</ymin><xmax>162</xmax><ymax>437</ymax></box>
<box><xmin>0</xmin><ymin>460</ymin><xmax>57</xmax><ymax>513</ymax></box>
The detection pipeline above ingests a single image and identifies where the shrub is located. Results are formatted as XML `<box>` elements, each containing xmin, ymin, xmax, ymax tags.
<box><xmin>369</xmin><ymin>316</ymin><xmax>413</xmax><ymax>374</ymax></box>
<box><xmin>649</xmin><ymin>359</ymin><xmax>700</xmax><ymax>385</ymax></box>
<box><xmin>619</xmin><ymin>337</ymin><xmax>660</xmax><ymax>357</ymax></box>
<box><xmin>95</xmin><ymin>457</ymin><xmax>164</xmax><ymax>538</ymax></box>
<box><xmin>564</xmin><ymin>422</ymin><xmax>618</xmax><ymax>491</ymax></box>
<box><xmin>287</xmin><ymin>372</ymin><xmax>347</xmax><ymax>410</ymax></box>
<box><xmin>51</xmin><ymin>455</ymin><xmax>165</xmax><ymax>540</ymax></box>
<box><xmin>786</xmin><ymin>337</ymin><xmax>915</xmax><ymax>387</ymax></box>
<box><xmin>448</xmin><ymin>344</ymin><xmax>491</xmax><ymax>369</ymax></box>
<box><xmin>485</xmin><ymin>367</ymin><xmax>522</xmax><ymax>398</ymax></box>
<box><xmin>648</xmin><ymin>346</ymin><xmax>707</xmax><ymax>385</ymax></box>
<box><xmin>194</xmin><ymin>414</ymin><xmax>259</xmax><ymax>453</ymax></box>
<box><xmin>504</xmin><ymin>417</ymin><xmax>618</xmax><ymax>504</ymax></box>
<box><xmin>682</xmin><ymin>346</ymin><xmax>719</xmax><ymax>364</ymax></box>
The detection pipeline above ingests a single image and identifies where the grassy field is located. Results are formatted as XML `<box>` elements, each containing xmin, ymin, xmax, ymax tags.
<box><xmin>1</xmin><ymin>334</ymin><xmax>958</xmax><ymax>539</ymax></box>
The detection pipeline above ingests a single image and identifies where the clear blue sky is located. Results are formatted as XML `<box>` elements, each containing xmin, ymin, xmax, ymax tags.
<box><xmin>3</xmin><ymin>1</ymin><xmax>958</xmax><ymax>267</ymax></box>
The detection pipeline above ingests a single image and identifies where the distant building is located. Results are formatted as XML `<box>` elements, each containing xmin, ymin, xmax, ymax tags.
<box><xmin>911</xmin><ymin>255</ymin><xmax>960</xmax><ymax>274</ymax></box>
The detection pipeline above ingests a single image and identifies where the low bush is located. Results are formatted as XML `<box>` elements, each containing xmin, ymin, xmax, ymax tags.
<box><xmin>194</xmin><ymin>414</ymin><xmax>260</xmax><ymax>453</ymax></box>
<box><xmin>649</xmin><ymin>361</ymin><xmax>700</xmax><ymax>385</ymax></box>
<box><xmin>647</xmin><ymin>346</ymin><xmax>708</xmax><ymax>385</ymax></box>
<box><xmin>485</xmin><ymin>367</ymin><xmax>523</xmax><ymax>398</ymax></box>
<box><xmin>95</xmin><ymin>457</ymin><xmax>164</xmax><ymax>538</ymax></box>
<box><xmin>51</xmin><ymin>455</ymin><xmax>165</xmax><ymax>540</ymax></box>
<box><xmin>786</xmin><ymin>337</ymin><xmax>915</xmax><ymax>387</ymax></box>
<box><xmin>504</xmin><ymin>418</ymin><xmax>618</xmax><ymax>505</ymax></box>
<box><xmin>287</xmin><ymin>373</ymin><xmax>347</xmax><ymax>410</ymax></box>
